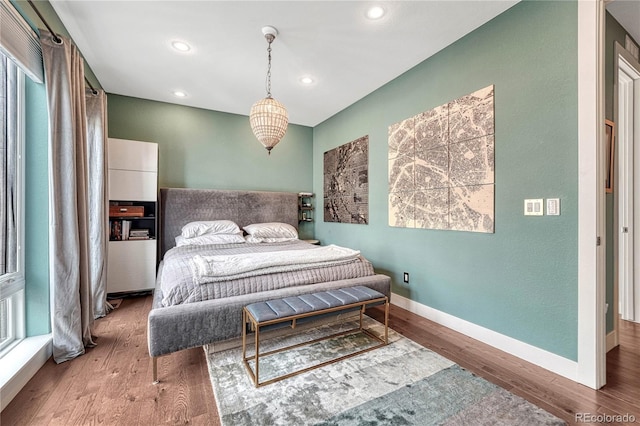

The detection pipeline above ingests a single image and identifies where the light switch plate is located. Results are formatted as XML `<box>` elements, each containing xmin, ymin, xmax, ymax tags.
<box><xmin>524</xmin><ymin>199</ymin><xmax>543</xmax><ymax>216</ymax></box>
<box><xmin>546</xmin><ymin>198</ymin><xmax>560</xmax><ymax>216</ymax></box>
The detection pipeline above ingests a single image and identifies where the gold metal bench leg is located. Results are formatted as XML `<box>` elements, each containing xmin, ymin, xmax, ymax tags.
<box><xmin>152</xmin><ymin>357</ymin><xmax>159</xmax><ymax>384</ymax></box>
<box><xmin>242</xmin><ymin>309</ymin><xmax>247</xmax><ymax>361</ymax></box>
<box><xmin>242</xmin><ymin>308</ymin><xmax>260</xmax><ymax>386</ymax></box>
<box><xmin>255</xmin><ymin>325</ymin><xmax>260</xmax><ymax>386</ymax></box>
<box><xmin>384</xmin><ymin>299</ymin><xmax>389</xmax><ymax>344</ymax></box>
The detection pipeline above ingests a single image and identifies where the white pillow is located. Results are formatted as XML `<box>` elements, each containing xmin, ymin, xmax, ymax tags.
<box><xmin>243</xmin><ymin>222</ymin><xmax>298</xmax><ymax>239</ymax></box>
<box><xmin>245</xmin><ymin>235</ymin><xmax>298</xmax><ymax>244</ymax></box>
<box><xmin>181</xmin><ymin>220</ymin><xmax>241</xmax><ymax>239</ymax></box>
<box><xmin>175</xmin><ymin>234</ymin><xmax>245</xmax><ymax>247</ymax></box>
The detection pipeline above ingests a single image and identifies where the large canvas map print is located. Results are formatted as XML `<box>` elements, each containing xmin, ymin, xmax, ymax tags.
<box><xmin>388</xmin><ymin>85</ymin><xmax>495</xmax><ymax>233</ymax></box>
<box><xmin>324</xmin><ymin>136</ymin><xmax>369</xmax><ymax>224</ymax></box>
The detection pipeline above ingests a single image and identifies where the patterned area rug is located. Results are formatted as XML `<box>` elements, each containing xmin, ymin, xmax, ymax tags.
<box><xmin>206</xmin><ymin>317</ymin><xmax>565</xmax><ymax>425</ymax></box>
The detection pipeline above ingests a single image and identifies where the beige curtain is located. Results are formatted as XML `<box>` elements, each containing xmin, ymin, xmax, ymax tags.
<box><xmin>0</xmin><ymin>56</ymin><xmax>18</xmax><ymax>276</ymax></box>
<box><xmin>40</xmin><ymin>30</ymin><xmax>107</xmax><ymax>362</ymax></box>
<box><xmin>86</xmin><ymin>90</ymin><xmax>109</xmax><ymax>318</ymax></box>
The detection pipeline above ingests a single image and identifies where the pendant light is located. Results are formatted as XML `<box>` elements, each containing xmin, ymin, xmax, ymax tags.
<box><xmin>250</xmin><ymin>26</ymin><xmax>288</xmax><ymax>155</ymax></box>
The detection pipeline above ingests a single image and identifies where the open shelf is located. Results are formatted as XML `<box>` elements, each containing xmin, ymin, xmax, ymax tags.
<box><xmin>298</xmin><ymin>193</ymin><xmax>314</xmax><ymax>223</ymax></box>
<box><xmin>109</xmin><ymin>200</ymin><xmax>156</xmax><ymax>241</ymax></box>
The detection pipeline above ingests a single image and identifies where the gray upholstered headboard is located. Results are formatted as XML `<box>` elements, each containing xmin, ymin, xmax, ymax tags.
<box><xmin>158</xmin><ymin>188</ymin><xmax>299</xmax><ymax>258</ymax></box>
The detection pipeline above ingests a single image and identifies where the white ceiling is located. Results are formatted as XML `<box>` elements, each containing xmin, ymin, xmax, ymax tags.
<box><xmin>50</xmin><ymin>1</ymin><xmax>520</xmax><ymax>127</ymax></box>
<box><xmin>607</xmin><ymin>0</ymin><xmax>640</xmax><ymax>50</ymax></box>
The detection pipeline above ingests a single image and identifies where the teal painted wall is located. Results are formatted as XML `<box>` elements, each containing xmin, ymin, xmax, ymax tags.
<box><xmin>313</xmin><ymin>1</ymin><xmax>578</xmax><ymax>360</ymax></box>
<box><xmin>24</xmin><ymin>74</ymin><xmax>50</xmax><ymax>335</ymax></box>
<box><xmin>107</xmin><ymin>95</ymin><xmax>315</xmax><ymax>237</ymax></box>
<box><xmin>603</xmin><ymin>12</ymin><xmax>638</xmax><ymax>334</ymax></box>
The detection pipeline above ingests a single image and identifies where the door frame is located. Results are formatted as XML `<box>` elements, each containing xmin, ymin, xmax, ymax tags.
<box><xmin>577</xmin><ymin>0</ymin><xmax>606</xmax><ymax>389</ymax></box>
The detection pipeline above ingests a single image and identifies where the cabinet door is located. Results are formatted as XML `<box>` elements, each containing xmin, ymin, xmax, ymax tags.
<box><xmin>108</xmin><ymin>138</ymin><xmax>158</xmax><ymax>172</ymax></box>
<box><xmin>107</xmin><ymin>240</ymin><xmax>156</xmax><ymax>293</ymax></box>
<box><xmin>109</xmin><ymin>169</ymin><xmax>157</xmax><ymax>201</ymax></box>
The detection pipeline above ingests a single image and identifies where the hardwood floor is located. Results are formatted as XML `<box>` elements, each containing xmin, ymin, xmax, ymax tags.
<box><xmin>2</xmin><ymin>295</ymin><xmax>639</xmax><ymax>425</ymax></box>
<box><xmin>1</xmin><ymin>296</ymin><xmax>220</xmax><ymax>426</ymax></box>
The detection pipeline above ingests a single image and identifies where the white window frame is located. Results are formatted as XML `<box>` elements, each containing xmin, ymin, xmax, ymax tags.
<box><xmin>0</xmin><ymin>57</ymin><xmax>26</xmax><ymax>357</ymax></box>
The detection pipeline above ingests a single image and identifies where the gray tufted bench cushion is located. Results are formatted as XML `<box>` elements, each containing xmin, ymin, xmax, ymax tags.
<box><xmin>244</xmin><ymin>286</ymin><xmax>385</xmax><ymax>325</ymax></box>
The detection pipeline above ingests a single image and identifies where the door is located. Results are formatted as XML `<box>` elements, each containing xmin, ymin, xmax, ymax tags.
<box><xmin>617</xmin><ymin>50</ymin><xmax>640</xmax><ymax>323</ymax></box>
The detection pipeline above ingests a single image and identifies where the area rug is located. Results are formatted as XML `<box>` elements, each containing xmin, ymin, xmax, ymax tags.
<box><xmin>206</xmin><ymin>317</ymin><xmax>565</xmax><ymax>425</ymax></box>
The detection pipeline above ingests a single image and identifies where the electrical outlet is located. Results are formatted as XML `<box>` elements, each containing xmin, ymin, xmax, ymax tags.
<box><xmin>403</xmin><ymin>272</ymin><xmax>409</xmax><ymax>284</ymax></box>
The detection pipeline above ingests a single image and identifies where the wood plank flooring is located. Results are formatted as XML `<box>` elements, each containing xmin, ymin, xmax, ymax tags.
<box><xmin>2</xmin><ymin>295</ymin><xmax>639</xmax><ymax>425</ymax></box>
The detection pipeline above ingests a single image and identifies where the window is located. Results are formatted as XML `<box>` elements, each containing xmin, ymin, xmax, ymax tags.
<box><xmin>0</xmin><ymin>52</ymin><xmax>25</xmax><ymax>355</ymax></box>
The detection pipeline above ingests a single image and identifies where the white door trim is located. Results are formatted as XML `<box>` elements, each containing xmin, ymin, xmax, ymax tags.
<box><xmin>577</xmin><ymin>0</ymin><xmax>606</xmax><ymax>389</ymax></box>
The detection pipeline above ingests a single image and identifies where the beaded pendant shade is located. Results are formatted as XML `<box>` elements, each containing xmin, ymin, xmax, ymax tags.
<box><xmin>250</xmin><ymin>26</ymin><xmax>288</xmax><ymax>155</ymax></box>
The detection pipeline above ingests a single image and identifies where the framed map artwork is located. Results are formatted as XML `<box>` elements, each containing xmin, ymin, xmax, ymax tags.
<box><xmin>605</xmin><ymin>119</ymin><xmax>615</xmax><ymax>193</ymax></box>
<box><xmin>388</xmin><ymin>85</ymin><xmax>495</xmax><ymax>233</ymax></box>
<box><xmin>324</xmin><ymin>136</ymin><xmax>369</xmax><ymax>224</ymax></box>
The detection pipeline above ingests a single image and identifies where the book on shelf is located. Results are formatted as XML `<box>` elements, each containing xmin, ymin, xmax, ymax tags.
<box><xmin>109</xmin><ymin>220</ymin><xmax>122</xmax><ymax>240</ymax></box>
<box><xmin>122</xmin><ymin>220</ymin><xmax>131</xmax><ymax>240</ymax></box>
<box><xmin>129</xmin><ymin>229</ymin><xmax>150</xmax><ymax>240</ymax></box>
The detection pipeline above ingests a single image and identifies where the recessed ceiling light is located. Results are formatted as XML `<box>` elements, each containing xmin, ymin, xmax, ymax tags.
<box><xmin>173</xmin><ymin>90</ymin><xmax>187</xmax><ymax>98</ymax></box>
<box><xmin>171</xmin><ymin>40</ymin><xmax>191</xmax><ymax>52</ymax></box>
<box><xmin>300</xmin><ymin>76</ymin><xmax>314</xmax><ymax>85</ymax></box>
<box><xmin>366</xmin><ymin>5</ymin><xmax>386</xmax><ymax>20</ymax></box>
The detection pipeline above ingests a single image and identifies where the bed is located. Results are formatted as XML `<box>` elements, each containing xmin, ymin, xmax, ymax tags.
<box><xmin>147</xmin><ymin>188</ymin><xmax>391</xmax><ymax>380</ymax></box>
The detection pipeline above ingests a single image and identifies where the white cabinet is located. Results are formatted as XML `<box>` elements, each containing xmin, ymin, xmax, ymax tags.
<box><xmin>108</xmin><ymin>138</ymin><xmax>158</xmax><ymax>201</ymax></box>
<box><xmin>107</xmin><ymin>138</ymin><xmax>158</xmax><ymax>294</ymax></box>
<box><xmin>107</xmin><ymin>240</ymin><xmax>157</xmax><ymax>293</ymax></box>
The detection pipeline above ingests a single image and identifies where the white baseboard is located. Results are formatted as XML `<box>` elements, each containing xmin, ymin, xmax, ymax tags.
<box><xmin>0</xmin><ymin>334</ymin><xmax>52</xmax><ymax>411</ymax></box>
<box><xmin>391</xmin><ymin>293</ymin><xmax>579</xmax><ymax>382</ymax></box>
<box><xmin>606</xmin><ymin>329</ymin><xmax>619</xmax><ymax>352</ymax></box>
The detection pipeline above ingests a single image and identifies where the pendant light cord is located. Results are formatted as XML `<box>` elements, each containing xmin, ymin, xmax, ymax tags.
<box><xmin>265</xmin><ymin>35</ymin><xmax>274</xmax><ymax>98</ymax></box>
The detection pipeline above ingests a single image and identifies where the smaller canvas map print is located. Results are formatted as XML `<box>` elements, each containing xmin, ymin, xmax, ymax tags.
<box><xmin>388</xmin><ymin>85</ymin><xmax>495</xmax><ymax>233</ymax></box>
<box><xmin>324</xmin><ymin>135</ymin><xmax>369</xmax><ymax>224</ymax></box>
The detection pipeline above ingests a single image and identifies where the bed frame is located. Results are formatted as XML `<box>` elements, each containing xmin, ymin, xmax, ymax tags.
<box><xmin>147</xmin><ymin>188</ymin><xmax>391</xmax><ymax>382</ymax></box>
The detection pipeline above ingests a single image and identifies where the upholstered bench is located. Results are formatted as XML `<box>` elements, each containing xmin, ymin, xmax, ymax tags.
<box><xmin>242</xmin><ymin>286</ymin><xmax>389</xmax><ymax>386</ymax></box>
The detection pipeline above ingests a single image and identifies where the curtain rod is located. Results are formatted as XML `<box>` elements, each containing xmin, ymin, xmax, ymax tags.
<box><xmin>84</xmin><ymin>75</ymin><xmax>98</xmax><ymax>95</ymax></box>
<box><xmin>26</xmin><ymin>0</ymin><xmax>99</xmax><ymax>95</ymax></box>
